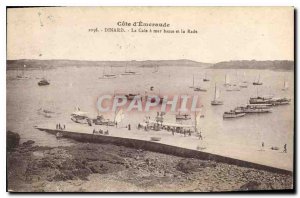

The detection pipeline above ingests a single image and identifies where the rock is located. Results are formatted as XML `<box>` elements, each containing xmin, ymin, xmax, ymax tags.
<box><xmin>7</xmin><ymin>131</ymin><xmax>20</xmax><ymax>151</ymax></box>
<box><xmin>239</xmin><ymin>181</ymin><xmax>261</xmax><ymax>191</ymax></box>
<box><xmin>22</xmin><ymin>140</ymin><xmax>35</xmax><ymax>147</ymax></box>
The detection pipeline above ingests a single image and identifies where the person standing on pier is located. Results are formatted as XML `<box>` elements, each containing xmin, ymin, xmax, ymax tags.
<box><xmin>283</xmin><ymin>144</ymin><xmax>287</xmax><ymax>153</ymax></box>
<box><xmin>128</xmin><ymin>124</ymin><xmax>131</xmax><ymax>131</ymax></box>
<box><xmin>261</xmin><ymin>142</ymin><xmax>264</xmax><ymax>151</ymax></box>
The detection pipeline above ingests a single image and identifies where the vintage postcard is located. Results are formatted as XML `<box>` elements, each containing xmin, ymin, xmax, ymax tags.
<box><xmin>6</xmin><ymin>7</ymin><xmax>294</xmax><ymax>192</ymax></box>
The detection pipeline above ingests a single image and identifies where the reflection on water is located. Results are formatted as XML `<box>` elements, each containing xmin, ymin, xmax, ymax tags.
<box><xmin>6</xmin><ymin>66</ymin><xmax>294</xmax><ymax>151</ymax></box>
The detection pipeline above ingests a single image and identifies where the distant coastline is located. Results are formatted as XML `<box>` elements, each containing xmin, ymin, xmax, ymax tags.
<box><xmin>6</xmin><ymin>59</ymin><xmax>294</xmax><ymax>71</ymax></box>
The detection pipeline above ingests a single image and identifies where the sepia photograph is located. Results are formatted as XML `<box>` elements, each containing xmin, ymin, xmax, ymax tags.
<box><xmin>6</xmin><ymin>6</ymin><xmax>294</xmax><ymax>192</ymax></box>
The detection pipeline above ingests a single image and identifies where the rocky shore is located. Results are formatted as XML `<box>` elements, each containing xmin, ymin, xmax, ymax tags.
<box><xmin>7</xmin><ymin>132</ymin><xmax>293</xmax><ymax>192</ymax></box>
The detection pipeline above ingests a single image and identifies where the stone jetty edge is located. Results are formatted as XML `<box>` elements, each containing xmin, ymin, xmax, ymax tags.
<box><xmin>36</xmin><ymin>127</ymin><xmax>293</xmax><ymax>176</ymax></box>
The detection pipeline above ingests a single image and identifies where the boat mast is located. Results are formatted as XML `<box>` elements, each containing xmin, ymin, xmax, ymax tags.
<box><xmin>214</xmin><ymin>83</ymin><xmax>217</xmax><ymax>100</ymax></box>
<box><xmin>22</xmin><ymin>65</ymin><xmax>26</xmax><ymax>76</ymax></box>
<box><xmin>178</xmin><ymin>96</ymin><xmax>182</xmax><ymax>115</ymax></box>
<box><xmin>193</xmin><ymin>75</ymin><xmax>194</xmax><ymax>87</ymax></box>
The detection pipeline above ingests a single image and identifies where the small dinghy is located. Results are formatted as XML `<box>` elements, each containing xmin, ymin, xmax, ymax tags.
<box><xmin>150</xmin><ymin>137</ymin><xmax>161</xmax><ymax>142</ymax></box>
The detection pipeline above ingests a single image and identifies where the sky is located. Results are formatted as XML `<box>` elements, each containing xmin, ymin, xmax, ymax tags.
<box><xmin>7</xmin><ymin>7</ymin><xmax>294</xmax><ymax>63</ymax></box>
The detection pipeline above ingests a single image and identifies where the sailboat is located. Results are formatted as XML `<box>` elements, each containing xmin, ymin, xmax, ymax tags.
<box><xmin>253</xmin><ymin>74</ymin><xmax>263</xmax><ymax>85</ymax></box>
<box><xmin>189</xmin><ymin>75</ymin><xmax>195</xmax><ymax>88</ymax></box>
<box><xmin>38</xmin><ymin>67</ymin><xmax>50</xmax><ymax>86</ymax></box>
<box><xmin>194</xmin><ymin>75</ymin><xmax>207</xmax><ymax>92</ymax></box>
<box><xmin>176</xmin><ymin>97</ymin><xmax>191</xmax><ymax>120</ymax></box>
<box><xmin>239</xmin><ymin>72</ymin><xmax>248</xmax><ymax>88</ymax></box>
<box><xmin>121</xmin><ymin>65</ymin><xmax>140</xmax><ymax>75</ymax></box>
<box><xmin>203</xmin><ymin>72</ymin><xmax>210</xmax><ymax>82</ymax></box>
<box><xmin>16</xmin><ymin>64</ymin><xmax>29</xmax><ymax>79</ymax></box>
<box><xmin>211</xmin><ymin>84</ymin><xmax>223</xmax><ymax>105</ymax></box>
<box><xmin>99</xmin><ymin>66</ymin><xmax>117</xmax><ymax>79</ymax></box>
<box><xmin>242</xmin><ymin>72</ymin><xmax>248</xmax><ymax>83</ymax></box>
<box><xmin>152</xmin><ymin>65</ymin><xmax>159</xmax><ymax>73</ymax></box>
<box><xmin>224</xmin><ymin>74</ymin><xmax>231</xmax><ymax>86</ymax></box>
<box><xmin>282</xmin><ymin>79</ymin><xmax>289</xmax><ymax>91</ymax></box>
<box><xmin>114</xmin><ymin>108</ymin><xmax>125</xmax><ymax>127</ymax></box>
<box><xmin>226</xmin><ymin>73</ymin><xmax>240</xmax><ymax>91</ymax></box>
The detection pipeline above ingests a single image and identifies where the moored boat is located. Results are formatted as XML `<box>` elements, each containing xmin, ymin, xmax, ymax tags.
<box><xmin>282</xmin><ymin>79</ymin><xmax>289</xmax><ymax>91</ymax></box>
<box><xmin>92</xmin><ymin>115</ymin><xmax>116</xmax><ymax>126</ymax></box>
<box><xmin>203</xmin><ymin>72</ymin><xmax>210</xmax><ymax>82</ymax></box>
<box><xmin>71</xmin><ymin>109</ymin><xmax>91</xmax><ymax>125</ymax></box>
<box><xmin>38</xmin><ymin>79</ymin><xmax>50</xmax><ymax>86</ymax></box>
<box><xmin>99</xmin><ymin>66</ymin><xmax>118</xmax><ymax>79</ymax></box>
<box><xmin>194</xmin><ymin>87</ymin><xmax>207</xmax><ymax>92</ymax></box>
<box><xmin>224</xmin><ymin>74</ymin><xmax>231</xmax><ymax>86</ymax></box>
<box><xmin>234</xmin><ymin>104</ymin><xmax>272</xmax><ymax>113</ymax></box>
<box><xmin>223</xmin><ymin>110</ymin><xmax>246</xmax><ymax>118</ymax></box>
<box><xmin>211</xmin><ymin>84</ymin><xmax>223</xmax><ymax>105</ymax></box>
<box><xmin>226</xmin><ymin>84</ymin><xmax>240</xmax><ymax>91</ymax></box>
<box><xmin>253</xmin><ymin>74</ymin><xmax>263</xmax><ymax>85</ymax></box>
<box><xmin>249</xmin><ymin>96</ymin><xmax>291</xmax><ymax>105</ymax></box>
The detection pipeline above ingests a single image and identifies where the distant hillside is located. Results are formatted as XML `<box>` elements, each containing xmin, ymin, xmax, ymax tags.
<box><xmin>6</xmin><ymin>59</ymin><xmax>211</xmax><ymax>70</ymax></box>
<box><xmin>211</xmin><ymin>60</ymin><xmax>294</xmax><ymax>71</ymax></box>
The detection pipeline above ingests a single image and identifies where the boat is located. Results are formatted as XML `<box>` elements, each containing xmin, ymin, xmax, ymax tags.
<box><xmin>253</xmin><ymin>74</ymin><xmax>263</xmax><ymax>85</ymax></box>
<box><xmin>175</xmin><ymin>113</ymin><xmax>191</xmax><ymax>120</ymax></box>
<box><xmin>99</xmin><ymin>66</ymin><xmax>117</xmax><ymax>79</ymax></box>
<box><xmin>240</xmin><ymin>82</ymin><xmax>248</xmax><ymax>88</ymax></box>
<box><xmin>282</xmin><ymin>79</ymin><xmax>289</xmax><ymax>91</ymax></box>
<box><xmin>37</xmin><ymin>108</ymin><xmax>53</xmax><ymax>118</ymax></box>
<box><xmin>194</xmin><ymin>77</ymin><xmax>207</xmax><ymax>92</ymax></box>
<box><xmin>234</xmin><ymin>104</ymin><xmax>272</xmax><ymax>113</ymax></box>
<box><xmin>249</xmin><ymin>96</ymin><xmax>290</xmax><ymax>105</ymax></box>
<box><xmin>194</xmin><ymin>87</ymin><xmax>207</xmax><ymax>92</ymax></box>
<box><xmin>126</xmin><ymin>93</ymin><xmax>142</xmax><ymax>100</ymax></box>
<box><xmin>152</xmin><ymin>65</ymin><xmax>159</xmax><ymax>73</ymax></box>
<box><xmin>269</xmin><ymin>97</ymin><xmax>291</xmax><ymax>105</ymax></box>
<box><xmin>189</xmin><ymin>75</ymin><xmax>195</xmax><ymax>88</ymax></box>
<box><xmin>121</xmin><ymin>65</ymin><xmax>140</xmax><ymax>75</ymax></box>
<box><xmin>226</xmin><ymin>84</ymin><xmax>240</xmax><ymax>91</ymax></box>
<box><xmin>249</xmin><ymin>96</ymin><xmax>273</xmax><ymax>104</ymax></box>
<box><xmin>99</xmin><ymin>74</ymin><xmax>117</xmax><ymax>79</ymax></box>
<box><xmin>92</xmin><ymin>115</ymin><xmax>116</xmax><ymax>126</ymax></box>
<box><xmin>16</xmin><ymin>64</ymin><xmax>29</xmax><ymax>79</ymax></box>
<box><xmin>211</xmin><ymin>84</ymin><xmax>223</xmax><ymax>105</ymax></box>
<box><xmin>242</xmin><ymin>72</ymin><xmax>248</xmax><ymax>83</ymax></box>
<box><xmin>176</xmin><ymin>97</ymin><xmax>192</xmax><ymax>120</ymax></box>
<box><xmin>203</xmin><ymin>72</ymin><xmax>210</xmax><ymax>82</ymax></box>
<box><xmin>224</xmin><ymin>74</ymin><xmax>231</xmax><ymax>86</ymax></box>
<box><xmin>223</xmin><ymin>110</ymin><xmax>246</xmax><ymax>118</ymax></box>
<box><xmin>239</xmin><ymin>72</ymin><xmax>248</xmax><ymax>88</ymax></box>
<box><xmin>38</xmin><ymin>78</ymin><xmax>50</xmax><ymax>86</ymax></box>
<box><xmin>150</xmin><ymin>137</ymin><xmax>161</xmax><ymax>141</ymax></box>
<box><xmin>38</xmin><ymin>67</ymin><xmax>50</xmax><ymax>85</ymax></box>
<box><xmin>71</xmin><ymin>109</ymin><xmax>91</xmax><ymax>125</ymax></box>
